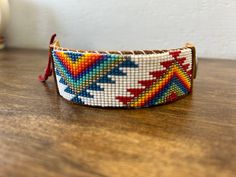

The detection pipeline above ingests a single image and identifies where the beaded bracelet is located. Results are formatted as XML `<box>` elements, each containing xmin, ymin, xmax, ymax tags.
<box><xmin>39</xmin><ymin>34</ymin><xmax>197</xmax><ymax>108</ymax></box>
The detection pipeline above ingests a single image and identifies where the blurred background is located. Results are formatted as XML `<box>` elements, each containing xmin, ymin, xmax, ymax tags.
<box><xmin>3</xmin><ymin>0</ymin><xmax>236</xmax><ymax>59</ymax></box>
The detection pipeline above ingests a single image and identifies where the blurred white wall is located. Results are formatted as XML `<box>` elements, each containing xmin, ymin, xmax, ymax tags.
<box><xmin>5</xmin><ymin>0</ymin><xmax>236</xmax><ymax>59</ymax></box>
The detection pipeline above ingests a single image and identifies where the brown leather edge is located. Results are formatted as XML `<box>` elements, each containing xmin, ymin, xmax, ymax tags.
<box><xmin>185</xmin><ymin>43</ymin><xmax>196</xmax><ymax>93</ymax></box>
<box><xmin>50</xmin><ymin>40</ymin><xmax>189</xmax><ymax>55</ymax></box>
<box><xmin>50</xmin><ymin>47</ymin><xmax>59</xmax><ymax>95</ymax></box>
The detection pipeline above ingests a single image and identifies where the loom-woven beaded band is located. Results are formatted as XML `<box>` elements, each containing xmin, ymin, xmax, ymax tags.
<box><xmin>39</xmin><ymin>34</ymin><xmax>197</xmax><ymax>108</ymax></box>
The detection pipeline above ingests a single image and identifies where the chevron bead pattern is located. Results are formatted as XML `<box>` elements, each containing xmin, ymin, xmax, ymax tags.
<box><xmin>52</xmin><ymin>48</ymin><xmax>193</xmax><ymax>108</ymax></box>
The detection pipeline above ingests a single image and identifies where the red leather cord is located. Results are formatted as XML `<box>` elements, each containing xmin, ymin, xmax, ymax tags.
<box><xmin>38</xmin><ymin>33</ymin><xmax>57</xmax><ymax>82</ymax></box>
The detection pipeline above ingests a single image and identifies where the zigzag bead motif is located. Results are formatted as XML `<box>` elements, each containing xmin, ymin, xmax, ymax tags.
<box><xmin>53</xmin><ymin>48</ymin><xmax>193</xmax><ymax>107</ymax></box>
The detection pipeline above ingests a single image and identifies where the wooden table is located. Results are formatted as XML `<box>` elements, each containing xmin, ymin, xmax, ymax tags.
<box><xmin>0</xmin><ymin>49</ymin><xmax>235</xmax><ymax>177</ymax></box>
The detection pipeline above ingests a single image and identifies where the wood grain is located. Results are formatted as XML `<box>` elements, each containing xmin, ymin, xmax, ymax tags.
<box><xmin>0</xmin><ymin>49</ymin><xmax>235</xmax><ymax>177</ymax></box>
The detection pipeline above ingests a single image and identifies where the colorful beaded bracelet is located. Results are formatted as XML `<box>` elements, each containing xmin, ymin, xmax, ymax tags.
<box><xmin>39</xmin><ymin>34</ymin><xmax>197</xmax><ymax>108</ymax></box>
